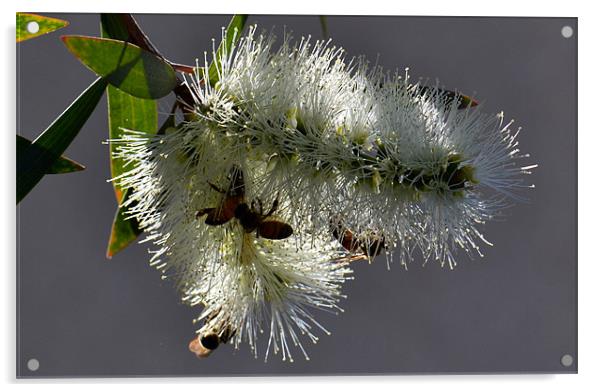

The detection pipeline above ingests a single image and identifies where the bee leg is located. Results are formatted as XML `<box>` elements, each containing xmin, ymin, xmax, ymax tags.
<box><xmin>196</xmin><ymin>208</ymin><xmax>214</xmax><ymax>218</ymax></box>
<box><xmin>266</xmin><ymin>195</ymin><xmax>279</xmax><ymax>217</ymax></box>
<box><xmin>207</xmin><ymin>181</ymin><xmax>226</xmax><ymax>194</ymax></box>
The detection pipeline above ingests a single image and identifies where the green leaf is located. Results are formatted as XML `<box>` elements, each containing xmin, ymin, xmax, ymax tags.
<box><xmin>319</xmin><ymin>16</ymin><xmax>329</xmax><ymax>39</ymax></box>
<box><xmin>17</xmin><ymin>135</ymin><xmax>85</xmax><ymax>174</ymax></box>
<box><xmin>105</xmin><ymin>87</ymin><xmax>157</xmax><ymax>201</ymax></box>
<box><xmin>106</xmin><ymin>188</ymin><xmax>143</xmax><ymax>259</ymax></box>
<box><xmin>47</xmin><ymin>156</ymin><xmax>86</xmax><ymax>174</ymax></box>
<box><xmin>100</xmin><ymin>14</ymin><xmax>163</xmax><ymax>57</ymax></box>
<box><xmin>101</xmin><ymin>17</ymin><xmax>159</xmax><ymax>256</ymax></box>
<box><xmin>100</xmin><ymin>14</ymin><xmax>197</xmax><ymax>106</ymax></box>
<box><xmin>106</xmin><ymin>110</ymin><xmax>180</xmax><ymax>259</ymax></box>
<box><xmin>62</xmin><ymin>35</ymin><xmax>177</xmax><ymax>99</ymax></box>
<box><xmin>207</xmin><ymin>14</ymin><xmax>249</xmax><ymax>87</ymax></box>
<box><xmin>17</xmin><ymin>77</ymin><xmax>107</xmax><ymax>204</ymax></box>
<box><xmin>100</xmin><ymin>14</ymin><xmax>130</xmax><ymax>42</ymax></box>
<box><xmin>16</xmin><ymin>13</ymin><xmax>69</xmax><ymax>42</ymax></box>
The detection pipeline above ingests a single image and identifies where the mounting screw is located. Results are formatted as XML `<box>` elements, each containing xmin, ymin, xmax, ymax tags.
<box><xmin>561</xmin><ymin>354</ymin><xmax>574</xmax><ymax>367</ymax></box>
<box><xmin>561</xmin><ymin>26</ymin><xmax>574</xmax><ymax>38</ymax></box>
<box><xmin>27</xmin><ymin>358</ymin><xmax>40</xmax><ymax>372</ymax></box>
<box><xmin>26</xmin><ymin>21</ymin><xmax>40</xmax><ymax>34</ymax></box>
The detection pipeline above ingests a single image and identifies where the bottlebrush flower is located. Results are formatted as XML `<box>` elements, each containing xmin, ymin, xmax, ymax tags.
<box><xmin>113</xmin><ymin>24</ymin><xmax>535</xmax><ymax>361</ymax></box>
<box><xmin>185</xmin><ymin>25</ymin><xmax>536</xmax><ymax>269</ymax></box>
<box><xmin>184</xmin><ymin>227</ymin><xmax>353</xmax><ymax>362</ymax></box>
<box><xmin>113</xmin><ymin>127</ymin><xmax>353</xmax><ymax>362</ymax></box>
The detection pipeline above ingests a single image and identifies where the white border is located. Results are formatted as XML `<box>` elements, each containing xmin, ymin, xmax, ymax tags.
<box><xmin>9</xmin><ymin>0</ymin><xmax>583</xmax><ymax>16</ymax></box>
<box><xmin>3</xmin><ymin>0</ymin><xmax>600</xmax><ymax>390</ymax></box>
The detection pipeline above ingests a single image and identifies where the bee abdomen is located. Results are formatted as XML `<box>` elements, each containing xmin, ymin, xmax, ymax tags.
<box><xmin>259</xmin><ymin>220</ymin><xmax>293</xmax><ymax>240</ymax></box>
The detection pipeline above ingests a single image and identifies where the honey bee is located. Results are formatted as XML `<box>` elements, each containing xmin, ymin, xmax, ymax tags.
<box><xmin>234</xmin><ymin>197</ymin><xmax>293</xmax><ymax>240</ymax></box>
<box><xmin>330</xmin><ymin>217</ymin><xmax>386</xmax><ymax>259</ymax></box>
<box><xmin>195</xmin><ymin>165</ymin><xmax>245</xmax><ymax>225</ymax></box>
<box><xmin>188</xmin><ymin>309</ymin><xmax>237</xmax><ymax>359</ymax></box>
<box><xmin>188</xmin><ymin>332</ymin><xmax>220</xmax><ymax>359</ymax></box>
<box><xmin>196</xmin><ymin>166</ymin><xmax>293</xmax><ymax>240</ymax></box>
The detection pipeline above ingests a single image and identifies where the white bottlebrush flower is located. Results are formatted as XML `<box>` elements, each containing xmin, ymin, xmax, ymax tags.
<box><xmin>113</xmin><ymin>126</ymin><xmax>353</xmax><ymax>362</ymax></box>
<box><xmin>112</xmin><ymin>24</ymin><xmax>536</xmax><ymax>361</ymax></box>
<box><xmin>184</xmin><ymin>227</ymin><xmax>352</xmax><ymax>362</ymax></box>
<box><xmin>185</xmin><ymin>25</ymin><xmax>536</xmax><ymax>269</ymax></box>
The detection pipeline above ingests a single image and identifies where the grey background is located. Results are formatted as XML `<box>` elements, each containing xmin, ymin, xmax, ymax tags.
<box><xmin>16</xmin><ymin>14</ymin><xmax>577</xmax><ymax>377</ymax></box>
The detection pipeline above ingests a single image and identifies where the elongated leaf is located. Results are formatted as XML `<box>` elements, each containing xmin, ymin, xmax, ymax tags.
<box><xmin>106</xmin><ymin>188</ymin><xmax>143</xmax><ymax>259</ymax></box>
<box><xmin>62</xmin><ymin>35</ymin><xmax>177</xmax><ymax>99</ymax></box>
<box><xmin>106</xmin><ymin>111</ymin><xmax>177</xmax><ymax>258</ymax></box>
<box><xmin>319</xmin><ymin>16</ymin><xmax>329</xmax><ymax>39</ymax></box>
<box><xmin>102</xmin><ymin>14</ymin><xmax>196</xmax><ymax>74</ymax></box>
<box><xmin>100</xmin><ymin>14</ymin><xmax>130</xmax><ymax>42</ymax></box>
<box><xmin>207</xmin><ymin>15</ymin><xmax>248</xmax><ymax>86</ymax></box>
<box><xmin>105</xmin><ymin>88</ymin><xmax>157</xmax><ymax>201</ymax></box>
<box><xmin>100</xmin><ymin>18</ymin><xmax>159</xmax><ymax>256</ymax></box>
<box><xmin>16</xmin><ymin>13</ymin><xmax>69</xmax><ymax>42</ymax></box>
<box><xmin>17</xmin><ymin>77</ymin><xmax>107</xmax><ymax>204</ymax></box>
<box><xmin>100</xmin><ymin>13</ymin><xmax>196</xmax><ymax>106</ymax></box>
<box><xmin>17</xmin><ymin>135</ymin><xmax>85</xmax><ymax>174</ymax></box>
<box><xmin>47</xmin><ymin>156</ymin><xmax>86</xmax><ymax>174</ymax></box>
<box><xmin>100</xmin><ymin>14</ymin><xmax>163</xmax><ymax>57</ymax></box>
<box><xmin>105</xmin><ymin>102</ymin><xmax>176</xmax><ymax>258</ymax></box>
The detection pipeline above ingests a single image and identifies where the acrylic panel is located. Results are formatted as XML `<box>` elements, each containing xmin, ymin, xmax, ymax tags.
<box><xmin>16</xmin><ymin>13</ymin><xmax>577</xmax><ymax>377</ymax></box>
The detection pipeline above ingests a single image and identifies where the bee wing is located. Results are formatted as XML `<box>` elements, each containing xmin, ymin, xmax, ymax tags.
<box><xmin>227</xmin><ymin>165</ymin><xmax>246</xmax><ymax>197</ymax></box>
<box><xmin>258</xmin><ymin>220</ymin><xmax>293</xmax><ymax>240</ymax></box>
<box><xmin>199</xmin><ymin>207</ymin><xmax>235</xmax><ymax>225</ymax></box>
